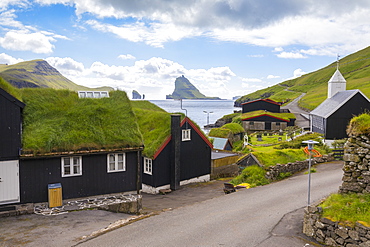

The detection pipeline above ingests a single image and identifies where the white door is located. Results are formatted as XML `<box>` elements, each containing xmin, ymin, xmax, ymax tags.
<box><xmin>0</xmin><ymin>160</ymin><xmax>20</xmax><ymax>205</ymax></box>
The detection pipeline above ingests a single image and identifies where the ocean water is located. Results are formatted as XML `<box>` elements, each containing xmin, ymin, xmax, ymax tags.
<box><xmin>150</xmin><ymin>99</ymin><xmax>241</xmax><ymax>130</ymax></box>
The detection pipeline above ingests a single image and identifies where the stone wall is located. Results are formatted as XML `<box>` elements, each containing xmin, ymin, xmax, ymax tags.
<box><xmin>303</xmin><ymin>204</ymin><xmax>370</xmax><ymax>246</ymax></box>
<box><xmin>339</xmin><ymin>135</ymin><xmax>370</xmax><ymax>194</ymax></box>
<box><xmin>265</xmin><ymin>154</ymin><xmax>334</xmax><ymax>181</ymax></box>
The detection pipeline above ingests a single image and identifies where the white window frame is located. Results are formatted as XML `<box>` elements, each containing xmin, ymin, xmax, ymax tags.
<box><xmin>144</xmin><ymin>157</ymin><xmax>152</xmax><ymax>175</ymax></box>
<box><xmin>61</xmin><ymin>156</ymin><xmax>82</xmax><ymax>177</ymax></box>
<box><xmin>182</xmin><ymin>129</ymin><xmax>191</xmax><ymax>141</ymax></box>
<box><xmin>107</xmin><ymin>153</ymin><xmax>126</xmax><ymax>173</ymax></box>
<box><xmin>78</xmin><ymin>91</ymin><xmax>109</xmax><ymax>99</ymax></box>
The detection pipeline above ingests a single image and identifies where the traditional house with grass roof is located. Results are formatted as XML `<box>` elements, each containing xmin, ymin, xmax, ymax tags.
<box><xmin>131</xmin><ymin>101</ymin><xmax>213</xmax><ymax>194</ymax></box>
<box><xmin>241</xmin><ymin>110</ymin><xmax>296</xmax><ymax>131</ymax></box>
<box><xmin>4</xmin><ymin>88</ymin><xmax>144</xmax><ymax>205</ymax></box>
<box><xmin>309</xmin><ymin>68</ymin><xmax>370</xmax><ymax>139</ymax></box>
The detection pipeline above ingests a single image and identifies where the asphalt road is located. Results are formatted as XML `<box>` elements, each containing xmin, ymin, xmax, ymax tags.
<box><xmin>79</xmin><ymin>162</ymin><xmax>343</xmax><ymax>247</ymax></box>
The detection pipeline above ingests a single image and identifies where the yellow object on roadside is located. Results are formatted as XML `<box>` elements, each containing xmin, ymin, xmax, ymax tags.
<box><xmin>237</xmin><ymin>183</ymin><xmax>251</xmax><ymax>189</ymax></box>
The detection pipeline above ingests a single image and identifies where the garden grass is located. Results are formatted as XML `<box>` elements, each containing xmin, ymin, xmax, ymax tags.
<box><xmin>321</xmin><ymin>193</ymin><xmax>370</xmax><ymax>227</ymax></box>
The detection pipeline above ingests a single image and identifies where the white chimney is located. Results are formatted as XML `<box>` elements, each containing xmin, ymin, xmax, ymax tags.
<box><xmin>328</xmin><ymin>69</ymin><xmax>346</xmax><ymax>98</ymax></box>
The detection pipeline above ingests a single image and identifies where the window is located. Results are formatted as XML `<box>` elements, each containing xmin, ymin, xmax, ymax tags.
<box><xmin>144</xmin><ymin>157</ymin><xmax>152</xmax><ymax>175</ymax></box>
<box><xmin>78</xmin><ymin>91</ymin><xmax>110</xmax><ymax>99</ymax></box>
<box><xmin>62</xmin><ymin>156</ymin><xmax>82</xmax><ymax>177</ymax></box>
<box><xmin>249</xmin><ymin>121</ymin><xmax>254</xmax><ymax>125</ymax></box>
<box><xmin>107</xmin><ymin>153</ymin><xmax>126</xmax><ymax>173</ymax></box>
<box><xmin>182</xmin><ymin>129</ymin><xmax>191</xmax><ymax>141</ymax></box>
<box><xmin>276</xmin><ymin>122</ymin><xmax>280</xmax><ymax>126</ymax></box>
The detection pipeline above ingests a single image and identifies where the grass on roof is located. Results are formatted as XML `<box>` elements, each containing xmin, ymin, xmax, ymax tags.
<box><xmin>347</xmin><ymin>113</ymin><xmax>370</xmax><ymax>136</ymax></box>
<box><xmin>131</xmin><ymin>100</ymin><xmax>176</xmax><ymax>158</ymax></box>
<box><xmin>208</xmin><ymin>128</ymin><xmax>231</xmax><ymax>138</ymax></box>
<box><xmin>0</xmin><ymin>76</ymin><xmax>22</xmax><ymax>100</ymax></box>
<box><xmin>222</xmin><ymin>123</ymin><xmax>245</xmax><ymax>134</ymax></box>
<box><xmin>241</xmin><ymin>110</ymin><xmax>296</xmax><ymax>121</ymax></box>
<box><xmin>20</xmin><ymin>88</ymin><xmax>143</xmax><ymax>155</ymax></box>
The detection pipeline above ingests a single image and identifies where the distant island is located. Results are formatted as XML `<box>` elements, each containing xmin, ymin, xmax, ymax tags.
<box><xmin>166</xmin><ymin>75</ymin><xmax>221</xmax><ymax>100</ymax></box>
<box><xmin>132</xmin><ymin>90</ymin><xmax>144</xmax><ymax>99</ymax></box>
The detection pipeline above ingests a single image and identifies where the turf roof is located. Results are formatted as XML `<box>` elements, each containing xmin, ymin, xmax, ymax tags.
<box><xmin>20</xmin><ymin>88</ymin><xmax>143</xmax><ymax>155</ymax></box>
<box><xmin>131</xmin><ymin>100</ymin><xmax>184</xmax><ymax>158</ymax></box>
<box><xmin>241</xmin><ymin>110</ymin><xmax>296</xmax><ymax>121</ymax></box>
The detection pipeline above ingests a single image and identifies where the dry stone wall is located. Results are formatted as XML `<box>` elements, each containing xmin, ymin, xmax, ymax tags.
<box><xmin>303</xmin><ymin>133</ymin><xmax>370</xmax><ymax>246</ymax></box>
<box><xmin>265</xmin><ymin>154</ymin><xmax>334</xmax><ymax>181</ymax></box>
<box><xmin>304</xmin><ymin>204</ymin><xmax>370</xmax><ymax>247</ymax></box>
<box><xmin>339</xmin><ymin>135</ymin><xmax>370</xmax><ymax>194</ymax></box>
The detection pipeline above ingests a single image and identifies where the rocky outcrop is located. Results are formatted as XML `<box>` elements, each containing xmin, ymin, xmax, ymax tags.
<box><xmin>166</xmin><ymin>75</ymin><xmax>220</xmax><ymax>100</ymax></box>
<box><xmin>339</xmin><ymin>135</ymin><xmax>370</xmax><ymax>194</ymax></box>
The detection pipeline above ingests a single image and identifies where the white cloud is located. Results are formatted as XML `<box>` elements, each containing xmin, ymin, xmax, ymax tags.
<box><xmin>8</xmin><ymin>0</ymin><xmax>369</xmax><ymax>56</ymax></box>
<box><xmin>273</xmin><ymin>47</ymin><xmax>283</xmax><ymax>52</ymax></box>
<box><xmin>0</xmin><ymin>30</ymin><xmax>56</xmax><ymax>53</ymax></box>
<box><xmin>0</xmin><ymin>53</ymin><xmax>23</xmax><ymax>64</ymax></box>
<box><xmin>86</xmin><ymin>20</ymin><xmax>202</xmax><ymax>48</ymax></box>
<box><xmin>292</xmin><ymin>68</ymin><xmax>307</xmax><ymax>78</ymax></box>
<box><xmin>267</xmin><ymin>75</ymin><xmax>280</xmax><ymax>79</ymax></box>
<box><xmin>48</xmin><ymin>56</ymin><xmax>237</xmax><ymax>99</ymax></box>
<box><xmin>46</xmin><ymin>57</ymin><xmax>85</xmax><ymax>76</ymax></box>
<box><xmin>118</xmin><ymin>54</ymin><xmax>136</xmax><ymax>60</ymax></box>
<box><xmin>277</xmin><ymin>52</ymin><xmax>307</xmax><ymax>59</ymax></box>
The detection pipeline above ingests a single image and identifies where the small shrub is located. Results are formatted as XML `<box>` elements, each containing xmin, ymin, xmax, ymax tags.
<box><xmin>230</xmin><ymin>165</ymin><xmax>269</xmax><ymax>187</ymax></box>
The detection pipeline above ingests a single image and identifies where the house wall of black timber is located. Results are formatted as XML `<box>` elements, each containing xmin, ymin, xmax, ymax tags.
<box><xmin>325</xmin><ymin>93</ymin><xmax>370</xmax><ymax>139</ymax></box>
<box><xmin>142</xmin><ymin>121</ymin><xmax>211</xmax><ymax>188</ymax></box>
<box><xmin>0</xmin><ymin>88</ymin><xmax>24</xmax><ymax>161</ymax></box>
<box><xmin>242</xmin><ymin>115</ymin><xmax>293</xmax><ymax>131</ymax></box>
<box><xmin>242</xmin><ymin>100</ymin><xmax>280</xmax><ymax>113</ymax></box>
<box><xmin>19</xmin><ymin>151</ymin><xmax>140</xmax><ymax>203</ymax></box>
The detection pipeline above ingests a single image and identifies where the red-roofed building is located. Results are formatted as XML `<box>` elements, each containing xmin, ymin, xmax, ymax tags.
<box><xmin>242</xmin><ymin>98</ymin><xmax>281</xmax><ymax>113</ymax></box>
<box><xmin>142</xmin><ymin>115</ymin><xmax>213</xmax><ymax>194</ymax></box>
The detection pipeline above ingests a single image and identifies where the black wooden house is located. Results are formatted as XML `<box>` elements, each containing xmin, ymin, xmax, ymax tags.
<box><xmin>141</xmin><ymin>115</ymin><xmax>213</xmax><ymax>194</ymax></box>
<box><xmin>0</xmin><ymin>88</ymin><xmax>144</xmax><ymax>206</ymax></box>
<box><xmin>310</xmin><ymin>69</ymin><xmax>370</xmax><ymax>139</ymax></box>
<box><xmin>0</xmin><ymin>88</ymin><xmax>24</xmax><ymax>205</ymax></box>
<box><xmin>242</xmin><ymin>98</ymin><xmax>281</xmax><ymax>113</ymax></box>
<box><xmin>310</xmin><ymin>89</ymin><xmax>370</xmax><ymax>139</ymax></box>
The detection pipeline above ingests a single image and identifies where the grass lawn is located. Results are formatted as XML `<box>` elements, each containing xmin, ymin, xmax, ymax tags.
<box><xmin>321</xmin><ymin>193</ymin><xmax>370</xmax><ymax>227</ymax></box>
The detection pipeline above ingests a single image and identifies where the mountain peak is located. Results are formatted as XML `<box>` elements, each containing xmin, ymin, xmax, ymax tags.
<box><xmin>166</xmin><ymin>76</ymin><xmax>220</xmax><ymax>100</ymax></box>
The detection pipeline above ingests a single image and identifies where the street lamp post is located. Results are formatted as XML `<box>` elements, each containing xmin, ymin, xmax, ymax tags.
<box><xmin>203</xmin><ymin>111</ymin><xmax>213</xmax><ymax>125</ymax></box>
<box><xmin>302</xmin><ymin>140</ymin><xmax>319</xmax><ymax>206</ymax></box>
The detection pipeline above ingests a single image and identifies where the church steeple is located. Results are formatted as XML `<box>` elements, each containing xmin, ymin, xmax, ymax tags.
<box><xmin>328</xmin><ymin>55</ymin><xmax>346</xmax><ymax>98</ymax></box>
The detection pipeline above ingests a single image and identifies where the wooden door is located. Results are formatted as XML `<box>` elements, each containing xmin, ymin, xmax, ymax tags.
<box><xmin>0</xmin><ymin>160</ymin><xmax>20</xmax><ymax>205</ymax></box>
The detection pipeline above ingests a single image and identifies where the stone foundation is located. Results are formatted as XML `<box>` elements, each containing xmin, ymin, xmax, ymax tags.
<box><xmin>339</xmin><ymin>135</ymin><xmax>370</xmax><ymax>194</ymax></box>
<box><xmin>303</xmin><ymin>204</ymin><xmax>370</xmax><ymax>246</ymax></box>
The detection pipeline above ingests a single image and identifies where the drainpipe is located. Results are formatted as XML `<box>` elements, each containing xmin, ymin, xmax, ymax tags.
<box><xmin>170</xmin><ymin>114</ymin><xmax>181</xmax><ymax>190</ymax></box>
<box><xmin>136</xmin><ymin>148</ymin><xmax>142</xmax><ymax>213</ymax></box>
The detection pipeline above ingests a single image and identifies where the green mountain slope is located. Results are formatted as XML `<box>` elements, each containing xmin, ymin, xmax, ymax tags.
<box><xmin>166</xmin><ymin>75</ymin><xmax>220</xmax><ymax>99</ymax></box>
<box><xmin>235</xmin><ymin>46</ymin><xmax>370</xmax><ymax>110</ymax></box>
<box><xmin>0</xmin><ymin>59</ymin><xmax>112</xmax><ymax>91</ymax></box>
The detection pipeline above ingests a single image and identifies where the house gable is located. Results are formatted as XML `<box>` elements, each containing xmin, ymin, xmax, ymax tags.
<box><xmin>242</xmin><ymin>98</ymin><xmax>281</xmax><ymax>113</ymax></box>
<box><xmin>0</xmin><ymin>88</ymin><xmax>25</xmax><ymax>160</ymax></box>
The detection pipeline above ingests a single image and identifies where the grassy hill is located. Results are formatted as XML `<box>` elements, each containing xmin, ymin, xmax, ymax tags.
<box><xmin>235</xmin><ymin>46</ymin><xmax>370</xmax><ymax>110</ymax></box>
<box><xmin>0</xmin><ymin>59</ymin><xmax>112</xmax><ymax>92</ymax></box>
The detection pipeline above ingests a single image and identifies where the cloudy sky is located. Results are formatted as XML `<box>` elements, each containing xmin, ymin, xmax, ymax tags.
<box><xmin>0</xmin><ymin>0</ymin><xmax>369</xmax><ymax>100</ymax></box>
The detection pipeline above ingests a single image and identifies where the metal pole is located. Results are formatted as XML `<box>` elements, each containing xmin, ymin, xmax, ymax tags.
<box><xmin>307</xmin><ymin>150</ymin><xmax>312</xmax><ymax>206</ymax></box>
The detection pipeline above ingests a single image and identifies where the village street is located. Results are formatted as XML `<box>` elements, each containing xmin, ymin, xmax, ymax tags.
<box><xmin>79</xmin><ymin>161</ymin><xmax>343</xmax><ymax>247</ymax></box>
